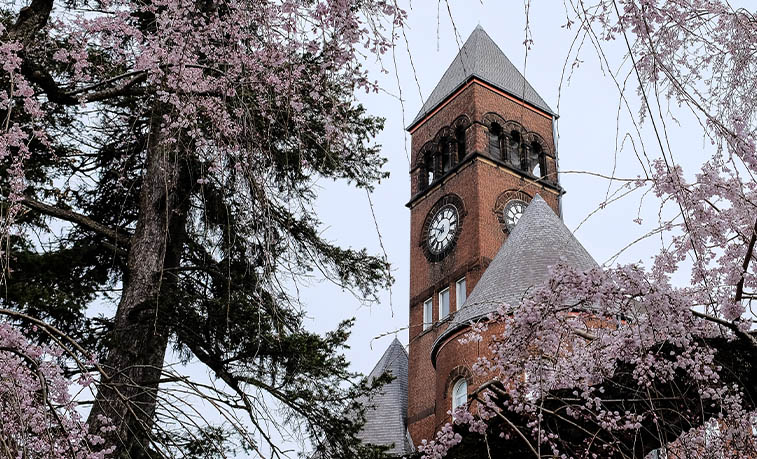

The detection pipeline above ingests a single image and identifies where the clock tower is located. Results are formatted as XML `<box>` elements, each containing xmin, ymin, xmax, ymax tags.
<box><xmin>405</xmin><ymin>26</ymin><xmax>563</xmax><ymax>443</ymax></box>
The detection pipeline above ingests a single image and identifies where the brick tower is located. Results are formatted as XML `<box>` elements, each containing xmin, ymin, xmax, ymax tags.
<box><xmin>356</xmin><ymin>26</ymin><xmax>599</xmax><ymax>453</ymax></box>
<box><xmin>404</xmin><ymin>26</ymin><xmax>563</xmax><ymax>443</ymax></box>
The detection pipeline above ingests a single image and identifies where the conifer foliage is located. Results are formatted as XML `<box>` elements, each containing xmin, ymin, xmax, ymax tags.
<box><xmin>1</xmin><ymin>0</ymin><xmax>402</xmax><ymax>456</ymax></box>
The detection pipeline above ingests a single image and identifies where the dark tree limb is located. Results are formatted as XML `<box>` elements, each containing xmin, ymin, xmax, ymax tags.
<box><xmin>6</xmin><ymin>0</ymin><xmax>54</xmax><ymax>43</ymax></box>
<box><xmin>20</xmin><ymin>196</ymin><xmax>131</xmax><ymax>246</ymax></box>
<box><xmin>735</xmin><ymin>217</ymin><xmax>757</xmax><ymax>303</ymax></box>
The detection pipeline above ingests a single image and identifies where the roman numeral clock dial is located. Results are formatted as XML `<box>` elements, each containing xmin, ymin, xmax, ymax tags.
<box><xmin>427</xmin><ymin>204</ymin><xmax>459</xmax><ymax>256</ymax></box>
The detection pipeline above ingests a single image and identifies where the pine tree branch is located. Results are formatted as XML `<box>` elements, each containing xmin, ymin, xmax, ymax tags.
<box><xmin>20</xmin><ymin>196</ymin><xmax>131</xmax><ymax>246</ymax></box>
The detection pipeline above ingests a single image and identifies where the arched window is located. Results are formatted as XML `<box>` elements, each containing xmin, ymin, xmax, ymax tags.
<box><xmin>488</xmin><ymin>123</ymin><xmax>502</xmax><ymax>159</ymax></box>
<box><xmin>455</xmin><ymin>126</ymin><xmax>466</xmax><ymax>162</ymax></box>
<box><xmin>529</xmin><ymin>142</ymin><xmax>545</xmax><ymax>178</ymax></box>
<box><xmin>507</xmin><ymin>131</ymin><xmax>521</xmax><ymax>167</ymax></box>
<box><xmin>424</xmin><ymin>151</ymin><xmax>434</xmax><ymax>187</ymax></box>
<box><xmin>441</xmin><ymin>137</ymin><xmax>451</xmax><ymax>173</ymax></box>
<box><xmin>451</xmin><ymin>378</ymin><xmax>467</xmax><ymax>411</ymax></box>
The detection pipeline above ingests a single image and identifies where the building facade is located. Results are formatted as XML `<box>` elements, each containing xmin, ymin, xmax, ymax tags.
<box><xmin>357</xmin><ymin>26</ymin><xmax>597</xmax><ymax>455</ymax></box>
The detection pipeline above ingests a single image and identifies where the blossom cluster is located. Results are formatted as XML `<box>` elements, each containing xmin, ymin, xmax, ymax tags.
<box><xmin>0</xmin><ymin>321</ymin><xmax>111</xmax><ymax>458</ymax></box>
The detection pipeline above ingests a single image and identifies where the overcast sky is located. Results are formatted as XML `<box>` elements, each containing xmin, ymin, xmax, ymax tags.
<box><xmin>300</xmin><ymin>1</ymin><xmax>715</xmax><ymax>381</ymax></box>
<box><xmin>149</xmin><ymin>2</ymin><xmax>733</xmax><ymax>455</ymax></box>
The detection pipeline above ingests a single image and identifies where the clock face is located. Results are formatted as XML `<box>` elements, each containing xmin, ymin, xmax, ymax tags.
<box><xmin>503</xmin><ymin>199</ymin><xmax>527</xmax><ymax>232</ymax></box>
<box><xmin>427</xmin><ymin>204</ymin><xmax>459</xmax><ymax>255</ymax></box>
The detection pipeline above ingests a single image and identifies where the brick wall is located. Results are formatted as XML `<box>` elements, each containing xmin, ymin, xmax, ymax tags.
<box><xmin>406</xmin><ymin>80</ymin><xmax>562</xmax><ymax>444</ymax></box>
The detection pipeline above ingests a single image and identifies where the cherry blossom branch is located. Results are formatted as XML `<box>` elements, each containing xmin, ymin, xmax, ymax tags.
<box><xmin>471</xmin><ymin>382</ymin><xmax>539</xmax><ymax>458</ymax></box>
<box><xmin>690</xmin><ymin>309</ymin><xmax>757</xmax><ymax>349</ymax></box>
<box><xmin>735</xmin><ymin>217</ymin><xmax>757</xmax><ymax>303</ymax></box>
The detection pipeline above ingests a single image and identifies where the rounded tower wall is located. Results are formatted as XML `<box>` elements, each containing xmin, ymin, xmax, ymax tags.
<box><xmin>432</xmin><ymin>320</ymin><xmax>508</xmax><ymax>432</ymax></box>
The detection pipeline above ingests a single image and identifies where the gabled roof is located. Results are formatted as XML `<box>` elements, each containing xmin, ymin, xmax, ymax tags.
<box><xmin>357</xmin><ymin>338</ymin><xmax>414</xmax><ymax>455</ymax></box>
<box><xmin>431</xmin><ymin>195</ymin><xmax>598</xmax><ymax>363</ymax></box>
<box><xmin>409</xmin><ymin>25</ymin><xmax>555</xmax><ymax>130</ymax></box>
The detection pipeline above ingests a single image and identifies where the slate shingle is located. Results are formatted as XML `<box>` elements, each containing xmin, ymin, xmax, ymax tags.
<box><xmin>432</xmin><ymin>195</ymin><xmax>598</xmax><ymax>361</ymax></box>
<box><xmin>357</xmin><ymin>338</ymin><xmax>413</xmax><ymax>455</ymax></box>
<box><xmin>409</xmin><ymin>25</ymin><xmax>555</xmax><ymax>129</ymax></box>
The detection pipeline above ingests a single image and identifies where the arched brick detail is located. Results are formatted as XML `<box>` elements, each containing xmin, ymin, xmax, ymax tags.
<box><xmin>481</xmin><ymin>112</ymin><xmax>507</xmax><ymax>130</ymax></box>
<box><xmin>493</xmin><ymin>190</ymin><xmax>532</xmax><ymax>232</ymax></box>
<box><xmin>501</xmin><ymin>119</ymin><xmax>527</xmax><ymax>137</ymax></box>
<box><xmin>523</xmin><ymin>131</ymin><xmax>551</xmax><ymax>156</ymax></box>
<box><xmin>417</xmin><ymin>141</ymin><xmax>436</xmax><ymax>167</ymax></box>
<box><xmin>433</xmin><ymin>126</ymin><xmax>454</xmax><ymax>143</ymax></box>
<box><xmin>451</xmin><ymin>114</ymin><xmax>471</xmax><ymax>130</ymax></box>
<box><xmin>443</xmin><ymin>365</ymin><xmax>473</xmax><ymax>399</ymax></box>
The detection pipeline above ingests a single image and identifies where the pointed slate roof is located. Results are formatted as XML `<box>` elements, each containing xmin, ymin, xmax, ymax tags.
<box><xmin>357</xmin><ymin>338</ymin><xmax>414</xmax><ymax>455</ymax></box>
<box><xmin>432</xmin><ymin>195</ymin><xmax>598</xmax><ymax>362</ymax></box>
<box><xmin>409</xmin><ymin>25</ymin><xmax>555</xmax><ymax>129</ymax></box>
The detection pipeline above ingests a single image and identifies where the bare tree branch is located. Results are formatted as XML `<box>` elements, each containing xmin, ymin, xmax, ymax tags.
<box><xmin>20</xmin><ymin>196</ymin><xmax>131</xmax><ymax>246</ymax></box>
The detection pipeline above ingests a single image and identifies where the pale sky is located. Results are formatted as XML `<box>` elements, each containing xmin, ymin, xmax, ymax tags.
<box><xmin>305</xmin><ymin>0</ymin><xmax>714</xmax><ymax>378</ymax></box>
<box><xmin>137</xmin><ymin>2</ymin><xmax>734</xmax><ymax>455</ymax></box>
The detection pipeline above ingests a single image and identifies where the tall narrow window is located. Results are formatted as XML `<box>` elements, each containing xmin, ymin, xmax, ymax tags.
<box><xmin>455</xmin><ymin>127</ymin><xmax>466</xmax><ymax>162</ymax></box>
<box><xmin>530</xmin><ymin>142</ymin><xmax>544</xmax><ymax>178</ymax></box>
<box><xmin>539</xmin><ymin>150</ymin><xmax>548</xmax><ymax>179</ymax></box>
<box><xmin>507</xmin><ymin>131</ymin><xmax>520</xmax><ymax>166</ymax></box>
<box><xmin>520</xmin><ymin>142</ymin><xmax>529</xmax><ymax>171</ymax></box>
<box><xmin>423</xmin><ymin>298</ymin><xmax>433</xmax><ymax>331</ymax></box>
<box><xmin>439</xmin><ymin>288</ymin><xmax>450</xmax><ymax>320</ymax></box>
<box><xmin>452</xmin><ymin>378</ymin><xmax>467</xmax><ymax>411</ymax></box>
<box><xmin>488</xmin><ymin>123</ymin><xmax>502</xmax><ymax>159</ymax></box>
<box><xmin>424</xmin><ymin>152</ymin><xmax>434</xmax><ymax>186</ymax></box>
<box><xmin>441</xmin><ymin>138</ymin><xmax>451</xmax><ymax>172</ymax></box>
<box><xmin>500</xmin><ymin>133</ymin><xmax>511</xmax><ymax>162</ymax></box>
<box><xmin>456</xmin><ymin>277</ymin><xmax>466</xmax><ymax>309</ymax></box>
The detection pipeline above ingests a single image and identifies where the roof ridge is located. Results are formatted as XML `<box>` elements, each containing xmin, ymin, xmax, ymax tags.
<box><xmin>409</xmin><ymin>26</ymin><xmax>555</xmax><ymax>130</ymax></box>
<box><xmin>367</xmin><ymin>338</ymin><xmax>407</xmax><ymax>380</ymax></box>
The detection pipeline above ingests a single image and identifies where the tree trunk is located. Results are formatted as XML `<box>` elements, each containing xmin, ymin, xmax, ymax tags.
<box><xmin>87</xmin><ymin>106</ymin><xmax>189</xmax><ymax>456</ymax></box>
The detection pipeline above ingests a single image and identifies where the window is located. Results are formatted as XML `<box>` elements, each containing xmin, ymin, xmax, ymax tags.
<box><xmin>529</xmin><ymin>142</ymin><xmax>545</xmax><ymax>178</ymax></box>
<box><xmin>441</xmin><ymin>138</ymin><xmax>451</xmax><ymax>172</ymax></box>
<box><xmin>423</xmin><ymin>298</ymin><xmax>433</xmax><ymax>331</ymax></box>
<box><xmin>452</xmin><ymin>378</ymin><xmax>467</xmax><ymax>411</ymax></box>
<box><xmin>488</xmin><ymin>123</ymin><xmax>502</xmax><ymax>159</ymax></box>
<box><xmin>456</xmin><ymin>277</ymin><xmax>466</xmax><ymax>309</ymax></box>
<box><xmin>507</xmin><ymin>130</ymin><xmax>521</xmax><ymax>167</ymax></box>
<box><xmin>424</xmin><ymin>151</ymin><xmax>434</xmax><ymax>187</ymax></box>
<box><xmin>455</xmin><ymin>127</ymin><xmax>466</xmax><ymax>162</ymax></box>
<box><xmin>439</xmin><ymin>288</ymin><xmax>450</xmax><ymax>320</ymax></box>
